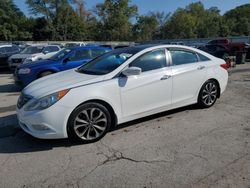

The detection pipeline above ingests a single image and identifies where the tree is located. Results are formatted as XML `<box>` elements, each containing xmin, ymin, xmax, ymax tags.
<box><xmin>161</xmin><ymin>2</ymin><xmax>224</xmax><ymax>39</ymax></box>
<box><xmin>133</xmin><ymin>15</ymin><xmax>158</xmax><ymax>41</ymax></box>
<box><xmin>0</xmin><ymin>0</ymin><xmax>32</xmax><ymax>40</ymax></box>
<box><xmin>162</xmin><ymin>9</ymin><xmax>197</xmax><ymax>39</ymax></box>
<box><xmin>26</xmin><ymin>0</ymin><xmax>88</xmax><ymax>40</ymax></box>
<box><xmin>148</xmin><ymin>11</ymin><xmax>170</xmax><ymax>39</ymax></box>
<box><xmin>95</xmin><ymin>0</ymin><xmax>138</xmax><ymax>41</ymax></box>
<box><xmin>223</xmin><ymin>4</ymin><xmax>250</xmax><ymax>36</ymax></box>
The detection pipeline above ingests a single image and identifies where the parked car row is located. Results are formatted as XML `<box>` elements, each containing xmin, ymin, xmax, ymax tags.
<box><xmin>0</xmin><ymin>42</ymin><xmax>132</xmax><ymax>70</ymax></box>
<box><xmin>9</xmin><ymin>45</ymin><xmax>61</xmax><ymax>70</ymax></box>
<box><xmin>14</xmin><ymin>46</ymin><xmax>111</xmax><ymax>86</ymax></box>
<box><xmin>0</xmin><ymin>44</ymin><xmax>21</xmax><ymax>69</ymax></box>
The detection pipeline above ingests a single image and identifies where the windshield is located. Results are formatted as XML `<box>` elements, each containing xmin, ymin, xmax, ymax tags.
<box><xmin>77</xmin><ymin>48</ymin><xmax>139</xmax><ymax>75</ymax></box>
<box><xmin>20</xmin><ymin>46</ymin><xmax>44</xmax><ymax>54</ymax></box>
<box><xmin>48</xmin><ymin>49</ymin><xmax>71</xmax><ymax>61</ymax></box>
<box><xmin>65</xmin><ymin>43</ymin><xmax>80</xmax><ymax>48</ymax></box>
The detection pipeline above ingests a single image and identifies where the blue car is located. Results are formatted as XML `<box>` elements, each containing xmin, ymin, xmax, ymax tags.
<box><xmin>14</xmin><ymin>46</ymin><xmax>111</xmax><ymax>87</ymax></box>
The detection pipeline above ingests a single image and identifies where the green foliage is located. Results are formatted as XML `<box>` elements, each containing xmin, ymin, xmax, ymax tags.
<box><xmin>133</xmin><ymin>15</ymin><xmax>158</xmax><ymax>41</ymax></box>
<box><xmin>95</xmin><ymin>0</ymin><xmax>138</xmax><ymax>41</ymax></box>
<box><xmin>0</xmin><ymin>1</ymin><xmax>250</xmax><ymax>41</ymax></box>
<box><xmin>161</xmin><ymin>2</ymin><xmax>224</xmax><ymax>39</ymax></box>
<box><xmin>0</xmin><ymin>0</ymin><xmax>32</xmax><ymax>40</ymax></box>
<box><xmin>223</xmin><ymin>4</ymin><xmax>250</xmax><ymax>36</ymax></box>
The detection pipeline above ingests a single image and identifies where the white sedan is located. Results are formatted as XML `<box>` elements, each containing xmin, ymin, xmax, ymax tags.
<box><xmin>16</xmin><ymin>45</ymin><xmax>228</xmax><ymax>143</ymax></box>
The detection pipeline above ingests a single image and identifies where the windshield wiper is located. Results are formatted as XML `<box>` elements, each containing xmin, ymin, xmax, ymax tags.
<box><xmin>76</xmin><ymin>69</ymin><xmax>105</xmax><ymax>75</ymax></box>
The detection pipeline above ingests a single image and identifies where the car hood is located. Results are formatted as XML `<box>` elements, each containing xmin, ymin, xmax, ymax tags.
<box><xmin>20</xmin><ymin>59</ymin><xmax>55</xmax><ymax>68</ymax></box>
<box><xmin>23</xmin><ymin>69</ymin><xmax>104</xmax><ymax>98</ymax></box>
<box><xmin>10</xmin><ymin>53</ymin><xmax>42</xmax><ymax>59</ymax></box>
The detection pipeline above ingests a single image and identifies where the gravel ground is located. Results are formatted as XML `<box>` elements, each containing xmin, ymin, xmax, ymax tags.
<box><xmin>0</xmin><ymin>64</ymin><xmax>249</xmax><ymax>188</ymax></box>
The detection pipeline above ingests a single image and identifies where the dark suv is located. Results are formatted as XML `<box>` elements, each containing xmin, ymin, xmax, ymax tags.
<box><xmin>0</xmin><ymin>44</ymin><xmax>20</xmax><ymax>69</ymax></box>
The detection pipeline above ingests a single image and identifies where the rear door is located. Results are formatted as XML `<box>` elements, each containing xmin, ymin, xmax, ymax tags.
<box><xmin>168</xmin><ymin>48</ymin><xmax>207</xmax><ymax>105</ymax></box>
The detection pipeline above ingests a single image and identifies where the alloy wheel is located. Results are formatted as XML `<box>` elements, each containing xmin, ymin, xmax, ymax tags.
<box><xmin>201</xmin><ymin>82</ymin><xmax>218</xmax><ymax>106</ymax></box>
<box><xmin>73</xmin><ymin>108</ymin><xmax>108</xmax><ymax>140</ymax></box>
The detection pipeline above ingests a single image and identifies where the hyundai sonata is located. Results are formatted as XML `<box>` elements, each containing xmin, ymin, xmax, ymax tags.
<box><xmin>17</xmin><ymin>45</ymin><xmax>228</xmax><ymax>143</ymax></box>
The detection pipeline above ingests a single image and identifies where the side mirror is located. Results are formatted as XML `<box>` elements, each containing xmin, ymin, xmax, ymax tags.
<box><xmin>43</xmin><ymin>50</ymin><xmax>49</xmax><ymax>54</ymax></box>
<box><xmin>122</xmin><ymin>67</ymin><xmax>141</xmax><ymax>76</ymax></box>
<box><xmin>63</xmin><ymin>57</ymin><xmax>70</xmax><ymax>63</ymax></box>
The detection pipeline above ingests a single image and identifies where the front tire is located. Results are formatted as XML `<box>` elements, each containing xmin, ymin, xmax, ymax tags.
<box><xmin>198</xmin><ymin>80</ymin><xmax>219</xmax><ymax>108</ymax></box>
<box><xmin>67</xmin><ymin>102</ymin><xmax>112</xmax><ymax>143</ymax></box>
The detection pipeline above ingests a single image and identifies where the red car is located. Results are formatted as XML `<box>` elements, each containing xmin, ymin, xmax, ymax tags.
<box><xmin>207</xmin><ymin>39</ymin><xmax>249</xmax><ymax>55</ymax></box>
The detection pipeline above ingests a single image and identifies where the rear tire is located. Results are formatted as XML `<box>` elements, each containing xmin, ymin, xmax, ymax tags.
<box><xmin>198</xmin><ymin>80</ymin><xmax>219</xmax><ymax>108</ymax></box>
<box><xmin>67</xmin><ymin>102</ymin><xmax>112</xmax><ymax>143</ymax></box>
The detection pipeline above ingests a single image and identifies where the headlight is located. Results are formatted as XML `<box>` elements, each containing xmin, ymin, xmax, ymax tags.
<box><xmin>24</xmin><ymin>89</ymin><xmax>69</xmax><ymax>111</ymax></box>
<box><xmin>23</xmin><ymin>58</ymin><xmax>32</xmax><ymax>64</ymax></box>
<box><xmin>18</xmin><ymin>68</ymin><xmax>31</xmax><ymax>74</ymax></box>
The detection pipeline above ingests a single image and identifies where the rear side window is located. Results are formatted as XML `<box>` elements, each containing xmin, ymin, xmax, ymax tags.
<box><xmin>5</xmin><ymin>47</ymin><xmax>12</xmax><ymax>52</ymax></box>
<box><xmin>169</xmin><ymin>49</ymin><xmax>198</xmax><ymax>65</ymax></box>
<box><xmin>91</xmin><ymin>49</ymin><xmax>107</xmax><ymax>58</ymax></box>
<box><xmin>11</xmin><ymin>46</ymin><xmax>19</xmax><ymax>52</ymax></box>
<box><xmin>0</xmin><ymin>47</ymin><xmax>5</xmax><ymax>53</ymax></box>
<box><xmin>198</xmin><ymin>53</ymin><xmax>210</xmax><ymax>61</ymax></box>
<box><xmin>69</xmin><ymin>49</ymin><xmax>91</xmax><ymax>61</ymax></box>
<box><xmin>130</xmin><ymin>49</ymin><xmax>166</xmax><ymax>72</ymax></box>
<box><xmin>44</xmin><ymin>46</ymin><xmax>60</xmax><ymax>53</ymax></box>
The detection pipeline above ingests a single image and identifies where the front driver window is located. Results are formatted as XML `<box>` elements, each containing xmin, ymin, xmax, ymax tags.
<box><xmin>130</xmin><ymin>49</ymin><xmax>167</xmax><ymax>72</ymax></box>
<box><xmin>69</xmin><ymin>50</ymin><xmax>91</xmax><ymax>61</ymax></box>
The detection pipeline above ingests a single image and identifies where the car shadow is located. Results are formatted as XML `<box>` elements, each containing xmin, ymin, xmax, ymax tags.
<box><xmin>0</xmin><ymin>83</ymin><xmax>22</xmax><ymax>93</ymax></box>
<box><xmin>0</xmin><ymin>105</ymin><xmax>199</xmax><ymax>154</ymax></box>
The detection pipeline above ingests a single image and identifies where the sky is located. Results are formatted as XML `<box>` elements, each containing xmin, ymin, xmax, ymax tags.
<box><xmin>13</xmin><ymin>0</ymin><xmax>250</xmax><ymax>16</ymax></box>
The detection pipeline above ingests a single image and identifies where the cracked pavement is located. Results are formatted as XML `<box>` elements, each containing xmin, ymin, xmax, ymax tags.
<box><xmin>0</xmin><ymin>64</ymin><xmax>250</xmax><ymax>188</ymax></box>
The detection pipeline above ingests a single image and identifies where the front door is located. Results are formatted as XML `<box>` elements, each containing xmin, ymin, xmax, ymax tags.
<box><xmin>120</xmin><ymin>49</ymin><xmax>173</xmax><ymax>119</ymax></box>
<box><xmin>60</xmin><ymin>49</ymin><xmax>92</xmax><ymax>71</ymax></box>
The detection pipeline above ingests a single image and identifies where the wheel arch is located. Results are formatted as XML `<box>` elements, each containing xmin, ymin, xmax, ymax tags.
<box><xmin>208</xmin><ymin>78</ymin><xmax>221</xmax><ymax>98</ymax></box>
<box><xmin>199</xmin><ymin>78</ymin><xmax>221</xmax><ymax>99</ymax></box>
<box><xmin>73</xmin><ymin>99</ymin><xmax>118</xmax><ymax>128</ymax></box>
<box><xmin>37</xmin><ymin>69</ymin><xmax>58</xmax><ymax>78</ymax></box>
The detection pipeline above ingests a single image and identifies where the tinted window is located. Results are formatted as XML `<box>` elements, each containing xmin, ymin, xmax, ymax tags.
<box><xmin>206</xmin><ymin>45</ymin><xmax>216</xmax><ymax>51</ymax></box>
<box><xmin>21</xmin><ymin>46</ymin><xmax>44</xmax><ymax>54</ymax></box>
<box><xmin>5</xmin><ymin>47</ymin><xmax>13</xmax><ymax>52</ymax></box>
<box><xmin>69</xmin><ymin>49</ymin><xmax>91</xmax><ymax>61</ymax></box>
<box><xmin>44</xmin><ymin>46</ymin><xmax>60</xmax><ymax>52</ymax></box>
<box><xmin>11</xmin><ymin>46</ymin><xmax>19</xmax><ymax>52</ymax></box>
<box><xmin>130</xmin><ymin>49</ymin><xmax>166</xmax><ymax>72</ymax></box>
<box><xmin>169</xmin><ymin>49</ymin><xmax>198</xmax><ymax>65</ymax></box>
<box><xmin>78</xmin><ymin>48</ymin><xmax>139</xmax><ymax>75</ymax></box>
<box><xmin>198</xmin><ymin>53</ymin><xmax>210</xmax><ymax>61</ymax></box>
<box><xmin>216</xmin><ymin>45</ymin><xmax>225</xmax><ymax>51</ymax></box>
<box><xmin>91</xmin><ymin>49</ymin><xmax>107</xmax><ymax>58</ymax></box>
<box><xmin>0</xmin><ymin>47</ymin><xmax>5</xmax><ymax>53</ymax></box>
<box><xmin>49</xmin><ymin>49</ymin><xmax>71</xmax><ymax>61</ymax></box>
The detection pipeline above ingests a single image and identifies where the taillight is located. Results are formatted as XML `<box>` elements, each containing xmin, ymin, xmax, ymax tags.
<box><xmin>220</xmin><ymin>63</ymin><xmax>229</xmax><ymax>70</ymax></box>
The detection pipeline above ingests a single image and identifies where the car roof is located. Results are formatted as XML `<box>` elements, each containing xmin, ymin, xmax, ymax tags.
<box><xmin>0</xmin><ymin>44</ymin><xmax>14</xmax><ymax>47</ymax></box>
<box><xmin>69</xmin><ymin>46</ymin><xmax>111</xmax><ymax>50</ymax></box>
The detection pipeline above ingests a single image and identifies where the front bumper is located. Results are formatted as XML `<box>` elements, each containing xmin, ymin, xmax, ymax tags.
<box><xmin>13</xmin><ymin>69</ymin><xmax>34</xmax><ymax>87</ymax></box>
<box><xmin>17</xmin><ymin>103</ymin><xmax>72</xmax><ymax>139</ymax></box>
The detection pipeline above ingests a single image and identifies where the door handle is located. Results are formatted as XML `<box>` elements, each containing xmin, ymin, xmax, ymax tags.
<box><xmin>161</xmin><ymin>75</ymin><xmax>171</xmax><ymax>80</ymax></box>
<box><xmin>197</xmin><ymin>65</ymin><xmax>206</xmax><ymax>70</ymax></box>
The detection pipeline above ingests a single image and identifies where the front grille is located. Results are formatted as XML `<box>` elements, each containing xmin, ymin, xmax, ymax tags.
<box><xmin>12</xmin><ymin>58</ymin><xmax>23</xmax><ymax>64</ymax></box>
<box><xmin>14</xmin><ymin>67</ymin><xmax>20</xmax><ymax>76</ymax></box>
<box><xmin>17</xmin><ymin>93</ymin><xmax>32</xmax><ymax>109</ymax></box>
